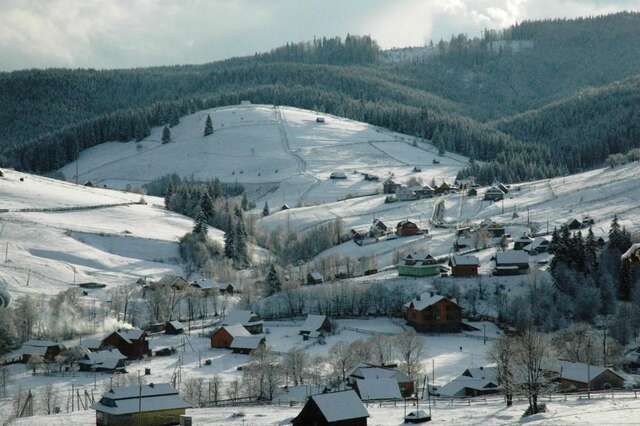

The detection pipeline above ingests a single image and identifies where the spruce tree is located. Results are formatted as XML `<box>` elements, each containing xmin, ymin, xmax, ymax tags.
<box><xmin>200</xmin><ymin>193</ymin><xmax>215</xmax><ymax>223</ymax></box>
<box><xmin>193</xmin><ymin>210</ymin><xmax>208</xmax><ymax>236</ymax></box>
<box><xmin>265</xmin><ymin>264</ymin><xmax>282</xmax><ymax>296</ymax></box>
<box><xmin>262</xmin><ymin>201</ymin><xmax>270</xmax><ymax>217</ymax></box>
<box><xmin>162</xmin><ymin>125</ymin><xmax>171</xmax><ymax>144</ymax></box>
<box><xmin>204</xmin><ymin>114</ymin><xmax>213</xmax><ymax>136</ymax></box>
<box><xmin>224</xmin><ymin>216</ymin><xmax>236</xmax><ymax>259</ymax></box>
<box><xmin>241</xmin><ymin>193</ymin><xmax>249</xmax><ymax>211</ymax></box>
<box><xmin>234</xmin><ymin>218</ymin><xmax>248</xmax><ymax>266</ymax></box>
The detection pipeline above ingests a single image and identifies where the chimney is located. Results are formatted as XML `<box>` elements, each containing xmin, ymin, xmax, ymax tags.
<box><xmin>430</xmin><ymin>291</ymin><xmax>435</xmax><ymax>297</ymax></box>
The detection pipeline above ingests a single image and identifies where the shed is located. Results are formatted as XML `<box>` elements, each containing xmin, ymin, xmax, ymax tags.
<box><xmin>449</xmin><ymin>255</ymin><xmax>480</xmax><ymax>277</ymax></box>
<box><xmin>299</xmin><ymin>314</ymin><xmax>331</xmax><ymax>336</ymax></box>
<box><xmin>494</xmin><ymin>251</ymin><xmax>530</xmax><ymax>275</ymax></box>
<box><xmin>18</xmin><ymin>340</ymin><xmax>65</xmax><ymax>363</ymax></box>
<box><xmin>404</xmin><ymin>292</ymin><xmax>463</xmax><ymax>332</ymax></box>
<box><xmin>396</xmin><ymin>220</ymin><xmax>420</xmax><ymax>237</ymax></box>
<box><xmin>222</xmin><ymin>309</ymin><xmax>263</xmax><ymax>334</ymax></box>
<box><xmin>330</xmin><ymin>171</ymin><xmax>347</xmax><ymax>180</ymax></box>
<box><xmin>100</xmin><ymin>328</ymin><xmax>149</xmax><ymax>360</ymax></box>
<box><xmin>165</xmin><ymin>321</ymin><xmax>184</xmax><ymax>335</ymax></box>
<box><xmin>348</xmin><ymin>363</ymin><xmax>414</xmax><ymax>397</ymax></box>
<box><xmin>93</xmin><ymin>383</ymin><xmax>191</xmax><ymax>426</ymax></box>
<box><xmin>291</xmin><ymin>390</ymin><xmax>369</xmax><ymax>426</ymax></box>
<box><xmin>79</xmin><ymin>349</ymin><xmax>127</xmax><ymax>373</ymax></box>
<box><xmin>307</xmin><ymin>271</ymin><xmax>324</xmax><ymax>285</ymax></box>
<box><xmin>551</xmin><ymin>361</ymin><xmax>625</xmax><ymax>392</ymax></box>
<box><xmin>230</xmin><ymin>336</ymin><xmax>266</xmax><ymax>354</ymax></box>
<box><xmin>210</xmin><ymin>324</ymin><xmax>251</xmax><ymax>349</ymax></box>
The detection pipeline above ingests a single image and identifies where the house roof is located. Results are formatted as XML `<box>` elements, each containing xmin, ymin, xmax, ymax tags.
<box><xmin>93</xmin><ymin>383</ymin><xmax>191</xmax><ymax>415</ymax></box>
<box><xmin>495</xmin><ymin>251</ymin><xmax>529</xmax><ymax>265</ymax></box>
<box><xmin>552</xmin><ymin>361</ymin><xmax>623</xmax><ymax>384</ymax></box>
<box><xmin>515</xmin><ymin>235</ymin><xmax>534</xmax><ymax>243</ymax></box>
<box><xmin>223</xmin><ymin>309</ymin><xmax>261</xmax><ymax>326</ymax></box>
<box><xmin>438</xmin><ymin>375</ymin><xmax>499</xmax><ymax>397</ymax></box>
<box><xmin>23</xmin><ymin>340</ymin><xmax>61</xmax><ymax>348</ymax></box>
<box><xmin>451</xmin><ymin>255</ymin><xmax>480</xmax><ymax>267</ymax></box>
<box><xmin>525</xmin><ymin>237</ymin><xmax>550</xmax><ymax>251</ymax></box>
<box><xmin>356</xmin><ymin>378</ymin><xmax>401</xmax><ymax>400</ymax></box>
<box><xmin>156</xmin><ymin>275</ymin><xmax>186</xmax><ymax>287</ymax></box>
<box><xmin>300</xmin><ymin>315</ymin><xmax>327</xmax><ymax>333</ymax></box>
<box><xmin>308</xmin><ymin>272</ymin><xmax>323</xmax><ymax>281</ymax></box>
<box><xmin>404</xmin><ymin>293</ymin><xmax>453</xmax><ymax>311</ymax></box>
<box><xmin>167</xmin><ymin>321</ymin><xmax>184</xmax><ymax>330</ymax></box>
<box><xmin>80</xmin><ymin>349</ymin><xmax>126</xmax><ymax>370</ymax></box>
<box><xmin>463</xmin><ymin>366</ymin><xmax>498</xmax><ymax>383</ymax></box>
<box><xmin>397</xmin><ymin>220</ymin><xmax>417</xmax><ymax>227</ymax></box>
<box><xmin>349</xmin><ymin>364</ymin><xmax>411</xmax><ymax>383</ymax></box>
<box><xmin>113</xmin><ymin>328</ymin><xmax>145</xmax><ymax>343</ymax></box>
<box><xmin>214</xmin><ymin>324</ymin><xmax>250</xmax><ymax>338</ymax></box>
<box><xmin>191</xmin><ymin>279</ymin><xmax>215</xmax><ymax>290</ymax></box>
<box><xmin>230</xmin><ymin>336</ymin><xmax>265</xmax><ymax>350</ymax></box>
<box><xmin>310</xmin><ymin>390</ymin><xmax>369</xmax><ymax>422</ymax></box>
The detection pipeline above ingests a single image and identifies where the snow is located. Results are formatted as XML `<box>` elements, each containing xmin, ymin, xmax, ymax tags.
<box><xmin>92</xmin><ymin>383</ymin><xmax>191</xmax><ymax>415</ymax></box>
<box><xmin>405</xmin><ymin>293</ymin><xmax>447</xmax><ymax>311</ymax></box>
<box><xmin>309</xmin><ymin>390</ymin><xmax>369</xmax><ymax>422</ymax></box>
<box><xmin>550</xmin><ymin>361</ymin><xmax>618</xmax><ymax>384</ymax></box>
<box><xmin>355</xmin><ymin>378</ymin><xmax>402</xmax><ymax>401</ymax></box>
<box><xmin>229</xmin><ymin>335</ymin><xmax>264</xmax><ymax>350</ymax></box>
<box><xmin>299</xmin><ymin>314</ymin><xmax>327</xmax><ymax>333</ymax></box>
<box><xmin>216</xmin><ymin>325</ymin><xmax>251</xmax><ymax>338</ymax></box>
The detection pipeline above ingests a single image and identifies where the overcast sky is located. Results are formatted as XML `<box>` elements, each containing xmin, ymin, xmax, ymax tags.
<box><xmin>0</xmin><ymin>0</ymin><xmax>638</xmax><ymax>71</ymax></box>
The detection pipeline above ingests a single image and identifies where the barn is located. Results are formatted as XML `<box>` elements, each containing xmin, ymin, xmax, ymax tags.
<box><xmin>291</xmin><ymin>390</ymin><xmax>369</xmax><ymax>426</ymax></box>
<box><xmin>449</xmin><ymin>255</ymin><xmax>480</xmax><ymax>277</ymax></box>
<box><xmin>348</xmin><ymin>363</ymin><xmax>414</xmax><ymax>397</ymax></box>
<box><xmin>93</xmin><ymin>383</ymin><xmax>191</xmax><ymax>426</ymax></box>
<box><xmin>404</xmin><ymin>293</ymin><xmax>463</xmax><ymax>332</ymax></box>
<box><xmin>494</xmin><ymin>251</ymin><xmax>530</xmax><ymax>275</ymax></box>
<box><xmin>100</xmin><ymin>328</ymin><xmax>149</xmax><ymax>360</ymax></box>
<box><xmin>551</xmin><ymin>361</ymin><xmax>625</xmax><ymax>392</ymax></box>
<box><xmin>396</xmin><ymin>220</ymin><xmax>420</xmax><ymax>236</ymax></box>
<box><xmin>299</xmin><ymin>314</ymin><xmax>332</xmax><ymax>336</ymax></box>
<box><xmin>165</xmin><ymin>321</ymin><xmax>184</xmax><ymax>335</ymax></box>
<box><xmin>78</xmin><ymin>349</ymin><xmax>127</xmax><ymax>373</ymax></box>
<box><xmin>222</xmin><ymin>309</ymin><xmax>264</xmax><ymax>334</ymax></box>
<box><xmin>210</xmin><ymin>324</ymin><xmax>250</xmax><ymax>349</ymax></box>
<box><xmin>230</xmin><ymin>336</ymin><xmax>266</xmax><ymax>354</ymax></box>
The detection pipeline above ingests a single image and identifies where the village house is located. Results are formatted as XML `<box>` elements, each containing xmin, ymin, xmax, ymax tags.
<box><xmin>550</xmin><ymin>361</ymin><xmax>625</xmax><ymax>391</ymax></box>
<box><xmin>281</xmin><ymin>203</ymin><xmax>290</xmax><ymax>211</ymax></box>
<box><xmin>100</xmin><ymin>328</ymin><xmax>149</xmax><ymax>360</ymax></box>
<box><xmin>348</xmin><ymin>363</ymin><xmax>414</xmax><ymax>397</ymax></box>
<box><xmin>222</xmin><ymin>309</ymin><xmax>264</xmax><ymax>334</ymax></box>
<box><xmin>395</xmin><ymin>186</ymin><xmax>418</xmax><ymax>201</ymax></box>
<box><xmin>299</xmin><ymin>314</ymin><xmax>332</xmax><ymax>337</ymax></box>
<box><xmin>493</xmin><ymin>251</ymin><xmax>530</xmax><ymax>275</ymax></box>
<box><xmin>448</xmin><ymin>255</ymin><xmax>480</xmax><ymax>277</ymax></box>
<box><xmin>363</xmin><ymin>173</ymin><xmax>379</xmax><ymax>181</ymax></box>
<box><xmin>292</xmin><ymin>390</ymin><xmax>369</xmax><ymax>426</ymax></box>
<box><xmin>415</xmin><ymin>185</ymin><xmax>435</xmax><ymax>198</ymax></box>
<box><xmin>16</xmin><ymin>340</ymin><xmax>65</xmax><ymax>363</ymax></box>
<box><xmin>467</xmin><ymin>187</ymin><xmax>478</xmax><ymax>196</ymax></box>
<box><xmin>524</xmin><ymin>237</ymin><xmax>551</xmax><ymax>255</ymax></box>
<box><xmin>435</xmin><ymin>182</ymin><xmax>456</xmax><ymax>195</ymax></box>
<box><xmin>93</xmin><ymin>383</ymin><xmax>191</xmax><ymax>426</ymax></box>
<box><xmin>438</xmin><ymin>366</ymin><xmax>500</xmax><ymax>398</ymax></box>
<box><xmin>404</xmin><ymin>292</ymin><xmax>463</xmax><ymax>332</ymax></box>
<box><xmin>153</xmin><ymin>275</ymin><xmax>189</xmax><ymax>291</ymax></box>
<box><xmin>398</xmin><ymin>254</ymin><xmax>441</xmax><ymax>277</ymax></box>
<box><xmin>383</xmin><ymin>178</ymin><xmax>401</xmax><ymax>194</ymax></box>
<box><xmin>78</xmin><ymin>348</ymin><xmax>127</xmax><ymax>373</ymax></box>
<box><xmin>165</xmin><ymin>321</ymin><xmax>184</xmax><ymax>335</ymax></box>
<box><xmin>230</xmin><ymin>335</ymin><xmax>266</xmax><ymax>354</ymax></box>
<box><xmin>514</xmin><ymin>234</ymin><xmax>534</xmax><ymax>250</ymax></box>
<box><xmin>396</xmin><ymin>220</ymin><xmax>420</xmax><ymax>237</ymax></box>
<box><xmin>210</xmin><ymin>324</ymin><xmax>251</xmax><ymax>349</ymax></box>
<box><xmin>484</xmin><ymin>221</ymin><xmax>506</xmax><ymax>238</ymax></box>
<box><xmin>353</xmin><ymin>378</ymin><xmax>402</xmax><ymax>401</ymax></box>
<box><xmin>566</xmin><ymin>218</ymin><xmax>583</xmax><ymax>230</ymax></box>
<box><xmin>330</xmin><ymin>171</ymin><xmax>347</xmax><ymax>180</ymax></box>
<box><xmin>307</xmin><ymin>271</ymin><xmax>324</xmax><ymax>285</ymax></box>
<box><xmin>369</xmin><ymin>219</ymin><xmax>389</xmax><ymax>238</ymax></box>
<box><xmin>483</xmin><ymin>186</ymin><xmax>505</xmax><ymax>201</ymax></box>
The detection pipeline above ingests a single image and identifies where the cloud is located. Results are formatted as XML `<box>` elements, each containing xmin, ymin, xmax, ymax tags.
<box><xmin>0</xmin><ymin>0</ymin><xmax>637</xmax><ymax>71</ymax></box>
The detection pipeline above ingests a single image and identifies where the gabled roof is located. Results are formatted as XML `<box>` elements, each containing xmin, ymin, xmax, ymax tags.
<box><xmin>214</xmin><ymin>324</ymin><xmax>250</xmax><ymax>338</ymax></box>
<box><xmin>349</xmin><ymin>363</ymin><xmax>411</xmax><ymax>383</ymax></box>
<box><xmin>495</xmin><ymin>251</ymin><xmax>529</xmax><ymax>265</ymax></box>
<box><xmin>167</xmin><ymin>321</ymin><xmax>184</xmax><ymax>330</ymax></box>
<box><xmin>404</xmin><ymin>293</ymin><xmax>454</xmax><ymax>311</ymax></box>
<box><xmin>223</xmin><ymin>309</ymin><xmax>261</xmax><ymax>326</ymax></box>
<box><xmin>308</xmin><ymin>271</ymin><xmax>323</xmax><ymax>281</ymax></box>
<box><xmin>451</xmin><ymin>255</ymin><xmax>480</xmax><ymax>267</ymax></box>
<box><xmin>113</xmin><ymin>328</ymin><xmax>145</xmax><ymax>343</ymax></box>
<box><xmin>356</xmin><ymin>378</ymin><xmax>401</xmax><ymax>400</ymax></box>
<box><xmin>230</xmin><ymin>336</ymin><xmax>265</xmax><ymax>350</ymax></box>
<box><xmin>80</xmin><ymin>349</ymin><xmax>126</xmax><ymax>370</ymax></box>
<box><xmin>310</xmin><ymin>390</ymin><xmax>369</xmax><ymax>422</ymax></box>
<box><xmin>438</xmin><ymin>375</ymin><xmax>499</xmax><ymax>397</ymax></box>
<box><xmin>463</xmin><ymin>366</ymin><xmax>498</xmax><ymax>383</ymax></box>
<box><xmin>552</xmin><ymin>361</ymin><xmax>624</xmax><ymax>384</ymax></box>
<box><xmin>300</xmin><ymin>314</ymin><xmax>327</xmax><ymax>333</ymax></box>
<box><xmin>93</xmin><ymin>383</ymin><xmax>191</xmax><ymax>415</ymax></box>
<box><xmin>397</xmin><ymin>220</ymin><xmax>417</xmax><ymax>227</ymax></box>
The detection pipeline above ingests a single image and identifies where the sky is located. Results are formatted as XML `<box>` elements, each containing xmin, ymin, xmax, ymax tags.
<box><xmin>0</xmin><ymin>0</ymin><xmax>638</xmax><ymax>71</ymax></box>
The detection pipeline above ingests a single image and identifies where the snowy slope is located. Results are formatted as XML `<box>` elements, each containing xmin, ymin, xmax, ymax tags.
<box><xmin>58</xmin><ymin>104</ymin><xmax>467</xmax><ymax>208</ymax></box>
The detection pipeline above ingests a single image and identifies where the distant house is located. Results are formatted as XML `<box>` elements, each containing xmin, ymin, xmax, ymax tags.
<box><xmin>483</xmin><ymin>186</ymin><xmax>505</xmax><ymax>201</ymax></box>
<box><xmin>467</xmin><ymin>187</ymin><xmax>478</xmax><ymax>196</ymax></box>
<box><xmin>383</xmin><ymin>178</ymin><xmax>401</xmax><ymax>194</ymax></box>
<box><xmin>449</xmin><ymin>255</ymin><xmax>480</xmax><ymax>277</ymax></box>
<box><xmin>513</xmin><ymin>235</ymin><xmax>534</xmax><ymax>250</ymax></box>
<box><xmin>566</xmin><ymin>218</ymin><xmax>583</xmax><ymax>230</ymax></box>
<box><xmin>496</xmin><ymin>182</ymin><xmax>509</xmax><ymax>194</ymax></box>
<box><xmin>230</xmin><ymin>336</ymin><xmax>266</xmax><ymax>354</ymax></box>
<box><xmin>415</xmin><ymin>185</ymin><xmax>435</xmax><ymax>199</ymax></box>
<box><xmin>18</xmin><ymin>340</ymin><xmax>65</xmax><ymax>363</ymax></box>
<box><xmin>100</xmin><ymin>328</ymin><xmax>149</xmax><ymax>360</ymax></box>
<box><xmin>369</xmin><ymin>219</ymin><xmax>389</xmax><ymax>238</ymax></box>
<box><xmin>316</xmin><ymin>117</ymin><xmax>326</xmax><ymax>123</ymax></box>
<box><xmin>79</xmin><ymin>349</ymin><xmax>127</xmax><ymax>373</ymax></box>
<box><xmin>396</xmin><ymin>220</ymin><xmax>420</xmax><ymax>236</ymax></box>
<box><xmin>330</xmin><ymin>171</ymin><xmax>347</xmax><ymax>180</ymax></box>
<box><xmin>484</xmin><ymin>221</ymin><xmax>506</xmax><ymax>238</ymax></box>
<box><xmin>435</xmin><ymin>182</ymin><xmax>455</xmax><ymax>195</ymax></box>
<box><xmin>550</xmin><ymin>361</ymin><xmax>625</xmax><ymax>392</ymax></box>
<box><xmin>524</xmin><ymin>237</ymin><xmax>551</xmax><ymax>255</ymax></box>
<box><xmin>299</xmin><ymin>314</ymin><xmax>332</xmax><ymax>336</ymax></box>
<box><xmin>363</xmin><ymin>173</ymin><xmax>379</xmax><ymax>181</ymax></box>
<box><xmin>348</xmin><ymin>363</ymin><xmax>414</xmax><ymax>397</ymax></box>
<box><xmin>398</xmin><ymin>254</ymin><xmax>440</xmax><ymax>277</ymax></box>
<box><xmin>438</xmin><ymin>366</ymin><xmax>500</xmax><ymax>397</ymax></box>
<box><xmin>396</xmin><ymin>186</ymin><xmax>418</xmax><ymax>201</ymax></box>
<box><xmin>354</xmin><ymin>378</ymin><xmax>402</xmax><ymax>401</ymax></box>
<box><xmin>291</xmin><ymin>390</ymin><xmax>369</xmax><ymax>426</ymax></box>
<box><xmin>222</xmin><ymin>309</ymin><xmax>263</xmax><ymax>334</ymax></box>
<box><xmin>211</xmin><ymin>324</ymin><xmax>251</xmax><ymax>349</ymax></box>
<box><xmin>93</xmin><ymin>383</ymin><xmax>191</xmax><ymax>426</ymax></box>
<box><xmin>494</xmin><ymin>251</ymin><xmax>530</xmax><ymax>275</ymax></box>
<box><xmin>281</xmin><ymin>204</ymin><xmax>290</xmax><ymax>211</ymax></box>
<box><xmin>151</xmin><ymin>275</ymin><xmax>188</xmax><ymax>292</ymax></box>
<box><xmin>404</xmin><ymin>292</ymin><xmax>463</xmax><ymax>332</ymax></box>
<box><xmin>191</xmin><ymin>280</ymin><xmax>235</xmax><ymax>295</ymax></box>
<box><xmin>165</xmin><ymin>321</ymin><xmax>184</xmax><ymax>335</ymax></box>
<box><xmin>307</xmin><ymin>272</ymin><xmax>324</xmax><ymax>285</ymax></box>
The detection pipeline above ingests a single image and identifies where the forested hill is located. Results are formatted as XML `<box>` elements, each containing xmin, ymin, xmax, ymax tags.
<box><xmin>3</xmin><ymin>13</ymin><xmax>640</xmax><ymax>184</ymax></box>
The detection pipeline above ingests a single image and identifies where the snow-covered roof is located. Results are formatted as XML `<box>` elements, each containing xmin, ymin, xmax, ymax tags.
<box><xmin>80</xmin><ymin>349</ymin><xmax>126</xmax><ymax>370</ymax></box>
<box><xmin>308</xmin><ymin>272</ymin><xmax>323</xmax><ymax>281</ymax></box>
<box><xmin>622</xmin><ymin>244</ymin><xmax>640</xmax><ymax>261</ymax></box>
<box><xmin>23</xmin><ymin>339</ymin><xmax>61</xmax><ymax>348</ymax></box>
<box><xmin>404</xmin><ymin>293</ymin><xmax>451</xmax><ymax>311</ymax></box>
<box><xmin>223</xmin><ymin>309</ymin><xmax>261</xmax><ymax>326</ymax></box>
<box><xmin>515</xmin><ymin>235</ymin><xmax>533</xmax><ymax>243</ymax></box>
<box><xmin>93</xmin><ymin>383</ymin><xmax>191</xmax><ymax>415</ymax></box>
<box><xmin>300</xmin><ymin>314</ymin><xmax>327</xmax><ymax>333</ymax></box>
<box><xmin>463</xmin><ymin>366</ymin><xmax>498</xmax><ymax>383</ymax></box>
<box><xmin>114</xmin><ymin>328</ymin><xmax>145</xmax><ymax>343</ymax></box>
<box><xmin>451</xmin><ymin>255</ymin><xmax>480</xmax><ymax>266</ymax></box>
<box><xmin>525</xmin><ymin>237</ymin><xmax>550</xmax><ymax>251</ymax></box>
<box><xmin>349</xmin><ymin>364</ymin><xmax>411</xmax><ymax>383</ymax></box>
<box><xmin>356</xmin><ymin>378</ymin><xmax>401</xmax><ymax>400</ymax></box>
<box><xmin>215</xmin><ymin>324</ymin><xmax>250</xmax><ymax>338</ymax></box>
<box><xmin>495</xmin><ymin>251</ymin><xmax>529</xmax><ymax>265</ymax></box>
<box><xmin>230</xmin><ymin>336</ymin><xmax>265</xmax><ymax>350</ymax></box>
<box><xmin>167</xmin><ymin>321</ymin><xmax>184</xmax><ymax>330</ymax></box>
<box><xmin>310</xmin><ymin>390</ymin><xmax>369</xmax><ymax>422</ymax></box>
<box><xmin>438</xmin><ymin>375</ymin><xmax>499</xmax><ymax>397</ymax></box>
<box><xmin>551</xmin><ymin>361</ymin><xmax>622</xmax><ymax>384</ymax></box>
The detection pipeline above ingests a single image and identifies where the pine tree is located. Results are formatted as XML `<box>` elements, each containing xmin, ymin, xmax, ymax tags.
<box><xmin>193</xmin><ymin>209</ymin><xmax>208</xmax><ymax>236</ymax></box>
<box><xmin>234</xmin><ymin>218</ymin><xmax>248</xmax><ymax>266</ymax></box>
<box><xmin>224</xmin><ymin>215</ymin><xmax>235</xmax><ymax>259</ymax></box>
<box><xmin>204</xmin><ymin>114</ymin><xmax>213</xmax><ymax>136</ymax></box>
<box><xmin>241</xmin><ymin>193</ymin><xmax>249</xmax><ymax>211</ymax></box>
<box><xmin>585</xmin><ymin>227</ymin><xmax>598</xmax><ymax>272</ymax></box>
<box><xmin>162</xmin><ymin>125</ymin><xmax>171</xmax><ymax>144</ymax></box>
<box><xmin>265</xmin><ymin>264</ymin><xmax>281</xmax><ymax>296</ymax></box>
<box><xmin>608</xmin><ymin>215</ymin><xmax>622</xmax><ymax>250</ymax></box>
<box><xmin>262</xmin><ymin>201</ymin><xmax>270</xmax><ymax>217</ymax></box>
<box><xmin>200</xmin><ymin>193</ymin><xmax>215</xmax><ymax>223</ymax></box>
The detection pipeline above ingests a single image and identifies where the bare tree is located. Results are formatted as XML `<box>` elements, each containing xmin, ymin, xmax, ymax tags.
<box><xmin>395</xmin><ymin>330</ymin><xmax>425</xmax><ymax>381</ymax></box>
<box><xmin>329</xmin><ymin>341</ymin><xmax>356</xmax><ymax>382</ymax></box>
<box><xmin>551</xmin><ymin>323</ymin><xmax>598</xmax><ymax>364</ymax></box>
<box><xmin>513</xmin><ymin>326</ymin><xmax>551</xmax><ymax>415</ymax></box>
<box><xmin>283</xmin><ymin>348</ymin><xmax>308</xmax><ymax>386</ymax></box>
<box><xmin>490</xmin><ymin>336</ymin><xmax>515</xmax><ymax>406</ymax></box>
<box><xmin>39</xmin><ymin>383</ymin><xmax>58</xmax><ymax>415</ymax></box>
<box><xmin>368</xmin><ymin>335</ymin><xmax>395</xmax><ymax>365</ymax></box>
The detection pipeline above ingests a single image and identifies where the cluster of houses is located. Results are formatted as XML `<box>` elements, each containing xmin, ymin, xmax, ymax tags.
<box><xmin>141</xmin><ymin>275</ymin><xmax>236</xmax><ymax>297</ymax></box>
<box><xmin>383</xmin><ymin>178</ymin><xmax>460</xmax><ymax>203</ymax></box>
<box><xmin>352</xmin><ymin>218</ymin><xmax>425</xmax><ymax>246</ymax></box>
<box><xmin>483</xmin><ymin>182</ymin><xmax>510</xmax><ymax>202</ymax></box>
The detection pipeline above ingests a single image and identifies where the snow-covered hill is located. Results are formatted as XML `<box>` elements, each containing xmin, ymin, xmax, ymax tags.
<box><xmin>59</xmin><ymin>104</ymin><xmax>467</xmax><ymax>208</ymax></box>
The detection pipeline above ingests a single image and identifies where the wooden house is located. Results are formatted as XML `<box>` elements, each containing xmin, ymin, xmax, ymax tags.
<box><xmin>494</xmin><ymin>251</ymin><xmax>530</xmax><ymax>275</ymax></box>
<box><xmin>100</xmin><ymin>328</ymin><xmax>149</xmax><ymax>360</ymax></box>
<box><xmin>396</xmin><ymin>220</ymin><xmax>420</xmax><ymax>236</ymax></box>
<box><xmin>496</xmin><ymin>182</ymin><xmax>509</xmax><ymax>194</ymax></box>
<box><xmin>307</xmin><ymin>271</ymin><xmax>324</xmax><ymax>285</ymax></box>
<box><xmin>93</xmin><ymin>383</ymin><xmax>191</xmax><ymax>426</ymax></box>
<box><xmin>449</xmin><ymin>255</ymin><xmax>480</xmax><ymax>277</ymax></box>
<box><xmin>467</xmin><ymin>187</ymin><xmax>478</xmax><ymax>196</ymax></box>
<box><xmin>363</xmin><ymin>173</ymin><xmax>379</xmax><ymax>182</ymax></box>
<box><xmin>415</xmin><ymin>185</ymin><xmax>435</xmax><ymax>199</ymax></box>
<box><xmin>398</xmin><ymin>254</ymin><xmax>440</xmax><ymax>277</ymax></box>
<box><xmin>438</xmin><ymin>366</ymin><xmax>500</xmax><ymax>397</ymax></box>
<box><xmin>211</xmin><ymin>324</ymin><xmax>251</xmax><ymax>349</ymax></box>
<box><xmin>514</xmin><ymin>235</ymin><xmax>534</xmax><ymax>250</ymax></box>
<box><xmin>383</xmin><ymin>178</ymin><xmax>401</xmax><ymax>194</ymax></box>
<box><xmin>566</xmin><ymin>218</ymin><xmax>583</xmax><ymax>230</ymax></box>
<box><xmin>165</xmin><ymin>321</ymin><xmax>184</xmax><ymax>335</ymax></box>
<box><xmin>484</xmin><ymin>222</ymin><xmax>506</xmax><ymax>238</ymax></box>
<box><xmin>354</xmin><ymin>378</ymin><xmax>401</xmax><ymax>401</ymax></box>
<box><xmin>369</xmin><ymin>219</ymin><xmax>388</xmax><ymax>238</ymax></box>
<box><xmin>299</xmin><ymin>314</ymin><xmax>332</xmax><ymax>336</ymax></box>
<box><xmin>483</xmin><ymin>186</ymin><xmax>505</xmax><ymax>201</ymax></box>
<box><xmin>79</xmin><ymin>349</ymin><xmax>127</xmax><ymax>373</ymax></box>
<box><xmin>348</xmin><ymin>363</ymin><xmax>414</xmax><ymax>397</ymax></box>
<box><xmin>435</xmin><ymin>182</ymin><xmax>455</xmax><ymax>195</ymax></box>
<box><xmin>222</xmin><ymin>309</ymin><xmax>263</xmax><ymax>334</ymax></box>
<box><xmin>18</xmin><ymin>340</ymin><xmax>65</xmax><ymax>363</ymax></box>
<box><xmin>230</xmin><ymin>336</ymin><xmax>266</xmax><ymax>354</ymax></box>
<box><xmin>153</xmin><ymin>275</ymin><xmax>188</xmax><ymax>291</ymax></box>
<box><xmin>550</xmin><ymin>361</ymin><xmax>625</xmax><ymax>392</ymax></box>
<box><xmin>291</xmin><ymin>390</ymin><xmax>369</xmax><ymax>426</ymax></box>
<box><xmin>404</xmin><ymin>293</ymin><xmax>463</xmax><ymax>332</ymax></box>
<box><xmin>281</xmin><ymin>204</ymin><xmax>290</xmax><ymax>211</ymax></box>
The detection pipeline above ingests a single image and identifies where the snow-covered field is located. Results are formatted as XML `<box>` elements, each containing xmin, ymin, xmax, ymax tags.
<box><xmin>58</xmin><ymin>104</ymin><xmax>466</xmax><ymax>208</ymax></box>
